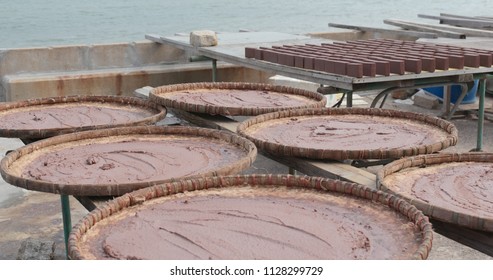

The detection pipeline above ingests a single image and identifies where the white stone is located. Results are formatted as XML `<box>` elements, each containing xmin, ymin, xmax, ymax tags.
<box><xmin>189</xmin><ymin>30</ymin><xmax>218</xmax><ymax>47</ymax></box>
<box><xmin>413</xmin><ymin>89</ymin><xmax>440</xmax><ymax>109</ymax></box>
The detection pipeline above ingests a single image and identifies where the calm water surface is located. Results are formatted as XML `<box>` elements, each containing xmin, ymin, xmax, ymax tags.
<box><xmin>1</xmin><ymin>0</ymin><xmax>492</xmax><ymax>48</ymax></box>
<box><xmin>0</xmin><ymin>0</ymin><xmax>491</xmax><ymax>205</ymax></box>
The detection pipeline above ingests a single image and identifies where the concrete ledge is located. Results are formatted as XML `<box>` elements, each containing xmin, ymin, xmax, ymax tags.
<box><xmin>0</xmin><ymin>41</ymin><xmax>187</xmax><ymax>76</ymax></box>
<box><xmin>1</xmin><ymin>61</ymin><xmax>272</xmax><ymax>101</ymax></box>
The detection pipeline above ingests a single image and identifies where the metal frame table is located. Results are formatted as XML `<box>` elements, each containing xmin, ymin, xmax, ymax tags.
<box><xmin>146</xmin><ymin>31</ymin><xmax>493</xmax><ymax>151</ymax></box>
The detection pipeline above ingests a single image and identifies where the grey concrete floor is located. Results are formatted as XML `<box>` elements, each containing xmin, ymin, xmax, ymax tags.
<box><xmin>1</xmin><ymin>92</ymin><xmax>493</xmax><ymax>260</ymax></box>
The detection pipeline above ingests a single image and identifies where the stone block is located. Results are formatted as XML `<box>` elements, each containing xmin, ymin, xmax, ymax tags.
<box><xmin>190</xmin><ymin>30</ymin><xmax>218</xmax><ymax>47</ymax></box>
<box><xmin>391</xmin><ymin>89</ymin><xmax>408</xmax><ymax>100</ymax></box>
<box><xmin>413</xmin><ymin>90</ymin><xmax>439</xmax><ymax>109</ymax></box>
<box><xmin>17</xmin><ymin>239</ymin><xmax>55</xmax><ymax>260</ymax></box>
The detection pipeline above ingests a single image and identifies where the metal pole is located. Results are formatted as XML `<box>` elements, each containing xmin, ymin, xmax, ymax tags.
<box><xmin>60</xmin><ymin>194</ymin><xmax>72</xmax><ymax>259</ymax></box>
<box><xmin>346</xmin><ymin>91</ymin><xmax>353</xmax><ymax>107</ymax></box>
<box><xmin>212</xmin><ymin>59</ymin><xmax>217</xmax><ymax>82</ymax></box>
<box><xmin>476</xmin><ymin>78</ymin><xmax>486</xmax><ymax>151</ymax></box>
<box><xmin>443</xmin><ymin>84</ymin><xmax>451</xmax><ymax>116</ymax></box>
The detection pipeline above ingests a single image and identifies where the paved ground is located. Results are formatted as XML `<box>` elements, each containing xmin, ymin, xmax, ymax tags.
<box><xmin>1</xmin><ymin>91</ymin><xmax>493</xmax><ymax>260</ymax></box>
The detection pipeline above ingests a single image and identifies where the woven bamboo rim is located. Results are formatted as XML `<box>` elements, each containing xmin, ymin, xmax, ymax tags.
<box><xmin>377</xmin><ymin>152</ymin><xmax>493</xmax><ymax>231</ymax></box>
<box><xmin>0</xmin><ymin>95</ymin><xmax>166</xmax><ymax>139</ymax></box>
<box><xmin>67</xmin><ymin>174</ymin><xmax>433</xmax><ymax>260</ymax></box>
<box><xmin>149</xmin><ymin>82</ymin><xmax>327</xmax><ymax>116</ymax></box>
<box><xmin>237</xmin><ymin>107</ymin><xmax>458</xmax><ymax>160</ymax></box>
<box><xmin>0</xmin><ymin>126</ymin><xmax>257</xmax><ymax>196</ymax></box>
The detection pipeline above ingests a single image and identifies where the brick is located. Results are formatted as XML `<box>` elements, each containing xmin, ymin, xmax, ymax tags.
<box><xmin>245</xmin><ymin>47</ymin><xmax>257</xmax><ymax>58</ymax></box>
<box><xmin>364</xmin><ymin>59</ymin><xmax>390</xmax><ymax>76</ymax></box>
<box><xmin>434</xmin><ymin>56</ymin><xmax>450</xmax><ymax>70</ymax></box>
<box><xmin>294</xmin><ymin>55</ymin><xmax>304</xmax><ymax>68</ymax></box>
<box><xmin>261</xmin><ymin>50</ymin><xmax>279</xmax><ymax>63</ymax></box>
<box><xmin>464</xmin><ymin>53</ymin><xmax>480</xmax><ymax>68</ymax></box>
<box><xmin>254</xmin><ymin>49</ymin><xmax>263</xmax><ymax>60</ymax></box>
<box><xmin>479</xmin><ymin>53</ymin><xmax>493</xmax><ymax>67</ymax></box>
<box><xmin>333</xmin><ymin>60</ymin><xmax>347</xmax><ymax>75</ymax></box>
<box><xmin>346</xmin><ymin>63</ymin><xmax>363</xmax><ymax>78</ymax></box>
<box><xmin>344</xmin><ymin>58</ymin><xmax>376</xmax><ymax>77</ymax></box>
<box><xmin>404</xmin><ymin>58</ymin><xmax>422</xmax><ymax>74</ymax></box>
<box><xmin>420</xmin><ymin>57</ymin><xmax>436</xmax><ymax>73</ymax></box>
<box><xmin>247</xmin><ymin>39</ymin><xmax>492</xmax><ymax>78</ymax></box>
<box><xmin>303</xmin><ymin>57</ymin><xmax>314</xmax><ymax>69</ymax></box>
<box><xmin>314</xmin><ymin>58</ymin><xmax>327</xmax><ymax>71</ymax></box>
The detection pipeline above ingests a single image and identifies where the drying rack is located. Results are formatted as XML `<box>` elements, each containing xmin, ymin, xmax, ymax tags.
<box><xmin>146</xmin><ymin>31</ymin><xmax>493</xmax><ymax>151</ymax></box>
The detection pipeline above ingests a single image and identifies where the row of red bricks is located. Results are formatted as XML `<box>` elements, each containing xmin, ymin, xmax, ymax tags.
<box><xmin>244</xmin><ymin>39</ymin><xmax>493</xmax><ymax>78</ymax></box>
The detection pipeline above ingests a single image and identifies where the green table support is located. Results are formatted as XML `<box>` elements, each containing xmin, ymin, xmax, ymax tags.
<box><xmin>60</xmin><ymin>194</ymin><xmax>72</xmax><ymax>259</ymax></box>
<box><xmin>212</xmin><ymin>59</ymin><xmax>217</xmax><ymax>82</ymax></box>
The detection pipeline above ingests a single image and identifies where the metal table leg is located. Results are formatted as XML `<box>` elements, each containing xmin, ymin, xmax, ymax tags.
<box><xmin>60</xmin><ymin>194</ymin><xmax>72</xmax><ymax>259</ymax></box>
<box><xmin>476</xmin><ymin>78</ymin><xmax>486</xmax><ymax>151</ymax></box>
<box><xmin>369</xmin><ymin>82</ymin><xmax>468</xmax><ymax>119</ymax></box>
<box><xmin>346</xmin><ymin>91</ymin><xmax>353</xmax><ymax>107</ymax></box>
<box><xmin>212</xmin><ymin>59</ymin><xmax>217</xmax><ymax>82</ymax></box>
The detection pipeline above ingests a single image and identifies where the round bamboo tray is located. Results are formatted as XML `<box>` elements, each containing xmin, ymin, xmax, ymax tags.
<box><xmin>0</xmin><ymin>95</ymin><xmax>166</xmax><ymax>140</ymax></box>
<box><xmin>377</xmin><ymin>153</ymin><xmax>493</xmax><ymax>232</ymax></box>
<box><xmin>237</xmin><ymin>107</ymin><xmax>458</xmax><ymax>160</ymax></box>
<box><xmin>149</xmin><ymin>82</ymin><xmax>327</xmax><ymax>116</ymax></box>
<box><xmin>0</xmin><ymin>126</ymin><xmax>257</xmax><ymax>196</ymax></box>
<box><xmin>68</xmin><ymin>174</ymin><xmax>433</xmax><ymax>260</ymax></box>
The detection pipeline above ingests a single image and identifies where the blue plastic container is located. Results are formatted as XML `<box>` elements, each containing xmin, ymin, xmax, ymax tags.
<box><xmin>423</xmin><ymin>80</ymin><xmax>478</xmax><ymax>104</ymax></box>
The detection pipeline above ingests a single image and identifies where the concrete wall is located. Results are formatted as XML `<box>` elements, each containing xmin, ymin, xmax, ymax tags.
<box><xmin>0</xmin><ymin>41</ymin><xmax>272</xmax><ymax>101</ymax></box>
<box><xmin>0</xmin><ymin>41</ymin><xmax>187</xmax><ymax>76</ymax></box>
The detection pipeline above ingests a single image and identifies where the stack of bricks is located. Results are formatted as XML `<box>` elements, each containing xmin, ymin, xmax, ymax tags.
<box><xmin>244</xmin><ymin>39</ymin><xmax>493</xmax><ymax>78</ymax></box>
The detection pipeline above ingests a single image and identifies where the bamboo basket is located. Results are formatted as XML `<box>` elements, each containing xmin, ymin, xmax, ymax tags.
<box><xmin>0</xmin><ymin>126</ymin><xmax>257</xmax><ymax>196</ymax></box>
<box><xmin>149</xmin><ymin>82</ymin><xmax>326</xmax><ymax>116</ymax></box>
<box><xmin>0</xmin><ymin>95</ymin><xmax>166</xmax><ymax>140</ymax></box>
<box><xmin>68</xmin><ymin>174</ymin><xmax>433</xmax><ymax>260</ymax></box>
<box><xmin>237</xmin><ymin>107</ymin><xmax>458</xmax><ymax>160</ymax></box>
<box><xmin>377</xmin><ymin>153</ymin><xmax>493</xmax><ymax>232</ymax></box>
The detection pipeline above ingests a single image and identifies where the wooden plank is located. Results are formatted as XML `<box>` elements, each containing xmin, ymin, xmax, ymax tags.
<box><xmin>146</xmin><ymin>33</ymin><xmax>195</xmax><ymax>52</ymax></box>
<box><xmin>440</xmin><ymin>13</ymin><xmax>491</xmax><ymax>20</ymax></box>
<box><xmin>431</xmin><ymin>219</ymin><xmax>493</xmax><ymax>257</ymax></box>
<box><xmin>273</xmin><ymin>156</ymin><xmax>377</xmax><ymax>187</ymax></box>
<box><xmin>328</xmin><ymin>22</ymin><xmax>438</xmax><ymax>38</ymax></box>
<box><xmin>146</xmin><ymin>32</ymin><xmax>312</xmax><ymax>50</ymax></box>
<box><xmin>418</xmin><ymin>14</ymin><xmax>493</xmax><ymax>30</ymax></box>
<box><xmin>385</xmin><ymin>18</ymin><xmax>493</xmax><ymax>38</ymax></box>
<box><xmin>169</xmin><ymin>108</ymin><xmax>238</xmax><ymax>131</ymax></box>
<box><xmin>383</xmin><ymin>19</ymin><xmax>466</xmax><ymax>39</ymax></box>
<box><xmin>74</xmin><ymin>196</ymin><xmax>111</xmax><ymax>211</ymax></box>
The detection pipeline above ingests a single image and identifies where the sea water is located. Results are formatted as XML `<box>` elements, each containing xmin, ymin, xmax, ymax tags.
<box><xmin>0</xmin><ymin>0</ymin><xmax>491</xmax><ymax>206</ymax></box>
<box><xmin>1</xmin><ymin>0</ymin><xmax>492</xmax><ymax>48</ymax></box>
